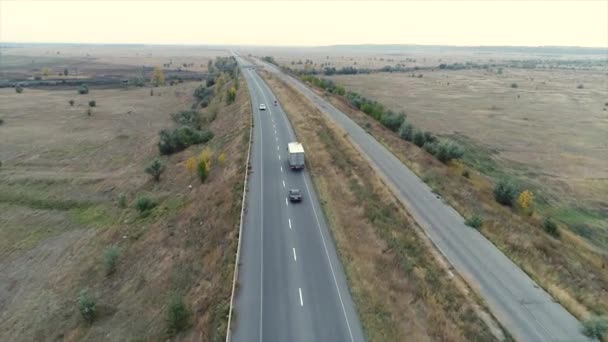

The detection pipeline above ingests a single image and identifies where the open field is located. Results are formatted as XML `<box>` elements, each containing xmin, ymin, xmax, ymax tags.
<box><xmin>327</xmin><ymin>67</ymin><xmax>608</xmax><ymax>247</ymax></box>
<box><xmin>0</xmin><ymin>52</ymin><xmax>250</xmax><ymax>340</ymax></box>
<box><xmin>260</xmin><ymin>70</ymin><xmax>503</xmax><ymax>341</ymax></box>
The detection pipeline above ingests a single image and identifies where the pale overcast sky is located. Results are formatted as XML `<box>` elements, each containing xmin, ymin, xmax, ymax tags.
<box><xmin>1</xmin><ymin>1</ymin><xmax>606</xmax><ymax>47</ymax></box>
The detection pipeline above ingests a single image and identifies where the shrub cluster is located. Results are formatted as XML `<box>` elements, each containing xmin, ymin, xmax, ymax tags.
<box><xmin>135</xmin><ymin>196</ymin><xmax>156</xmax><ymax>214</ymax></box>
<box><xmin>166</xmin><ymin>294</ymin><xmax>190</xmax><ymax>335</ymax></box>
<box><xmin>171</xmin><ymin>110</ymin><xmax>201</xmax><ymax>130</ymax></box>
<box><xmin>194</xmin><ymin>85</ymin><xmax>214</xmax><ymax>107</ymax></box>
<box><xmin>158</xmin><ymin>127</ymin><xmax>213</xmax><ymax>155</ymax></box>
<box><xmin>493</xmin><ymin>179</ymin><xmax>519</xmax><ymax>206</ymax></box>
<box><xmin>78</xmin><ymin>84</ymin><xmax>89</xmax><ymax>94</ymax></box>
<box><xmin>301</xmin><ymin>75</ymin><xmax>345</xmax><ymax>95</ymax></box>
<box><xmin>15</xmin><ymin>85</ymin><xmax>24</xmax><ymax>93</ymax></box>
<box><xmin>582</xmin><ymin>316</ymin><xmax>608</xmax><ymax>339</ymax></box>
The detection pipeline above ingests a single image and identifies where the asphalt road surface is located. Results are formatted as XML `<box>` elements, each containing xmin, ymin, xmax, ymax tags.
<box><xmin>258</xmin><ymin>60</ymin><xmax>589</xmax><ymax>342</ymax></box>
<box><xmin>230</xmin><ymin>56</ymin><xmax>365</xmax><ymax>342</ymax></box>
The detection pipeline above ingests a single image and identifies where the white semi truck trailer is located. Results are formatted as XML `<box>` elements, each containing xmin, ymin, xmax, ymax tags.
<box><xmin>287</xmin><ymin>142</ymin><xmax>305</xmax><ymax>170</ymax></box>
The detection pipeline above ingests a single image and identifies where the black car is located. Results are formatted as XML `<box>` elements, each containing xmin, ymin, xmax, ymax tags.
<box><xmin>288</xmin><ymin>189</ymin><xmax>302</xmax><ymax>202</ymax></box>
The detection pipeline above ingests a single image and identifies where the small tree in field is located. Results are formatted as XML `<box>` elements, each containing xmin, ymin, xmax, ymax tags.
<box><xmin>69</xmin><ymin>99</ymin><xmax>74</xmax><ymax>106</ymax></box>
<box><xmin>151</xmin><ymin>67</ymin><xmax>165</xmax><ymax>87</ymax></box>
<box><xmin>15</xmin><ymin>85</ymin><xmax>24</xmax><ymax>93</ymax></box>
<box><xmin>196</xmin><ymin>159</ymin><xmax>208</xmax><ymax>182</ymax></box>
<box><xmin>517</xmin><ymin>190</ymin><xmax>534</xmax><ymax>214</ymax></box>
<box><xmin>145</xmin><ymin>158</ymin><xmax>165</xmax><ymax>182</ymax></box>
<box><xmin>88</xmin><ymin>100</ymin><xmax>96</xmax><ymax>107</ymax></box>
<box><xmin>78</xmin><ymin>289</ymin><xmax>96</xmax><ymax>324</ymax></box>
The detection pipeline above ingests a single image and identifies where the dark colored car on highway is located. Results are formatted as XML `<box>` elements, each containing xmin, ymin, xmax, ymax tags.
<box><xmin>288</xmin><ymin>189</ymin><xmax>302</xmax><ymax>202</ymax></box>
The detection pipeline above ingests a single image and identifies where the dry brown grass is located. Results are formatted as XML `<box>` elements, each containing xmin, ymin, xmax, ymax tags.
<box><xmin>261</xmin><ymin>71</ymin><xmax>500</xmax><ymax>341</ymax></box>
<box><xmin>0</xmin><ymin>71</ymin><xmax>250</xmax><ymax>341</ymax></box>
<box><xmin>316</xmin><ymin>85</ymin><xmax>608</xmax><ymax>323</ymax></box>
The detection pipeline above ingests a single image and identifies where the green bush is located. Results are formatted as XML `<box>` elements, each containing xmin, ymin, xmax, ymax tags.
<box><xmin>462</xmin><ymin>170</ymin><xmax>470</xmax><ymax>178</ymax></box>
<box><xmin>145</xmin><ymin>158</ymin><xmax>165</xmax><ymax>182</ymax></box>
<box><xmin>413</xmin><ymin>129</ymin><xmax>426</xmax><ymax>147</ymax></box>
<box><xmin>171</xmin><ymin>110</ymin><xmax>201</xmax><ymax>129</ymax></box>
<box><xmin>379</xmin><ymin>111</ymin><xmax>405</xmax><ymax>132</ymax></box>
<box><xmin>582</xmin><ymin>316</ymin><xmax>608</xmax><ymax>339</ymax></box>
<box><xmin>423</xmin><ymin>141</ymin><xmax>438</xmax><ymax>155</ymax></box>
<box><xmin>103</xmin><ymin>245</ymin><xmax>120</xmax><ymax>275</ymax></box>
<box><xmin>465</xmin><ymin>215</ymin><xmax>483</xmax><ymax>229</ymax></box>
<box><xmin>194</xmin><ymin>85</ymin><xmax>214</xmax><ymax>103</ymax></box>
<box><xmin>69</xmin><ymin>99</ymin><xmax>74</xmax><ymax>106</ymax></box>
<box><xmin>166</xmin><ymin>294</ymin><xmax>190</xmax><ymax>335</ymax></box>
<box><xmin>88</xmin><ymin>100</ymin><xmax>96</xmax><ymax>107</ymax></box>
<box><xmin>542</xmin><ymin>218</ymin><xmax>560</xmax><ymax>237</ymax></box>
<box><xmin>158</xmin><ymin>127</ymin><xmax>213</xmax><ymax>155</ymax></box>
<box><xmin>15</xmin><ymin>85</ymin><xmax>24</xmax><ymax>93</ymax></box>
<box><xmin>511</xmin><ymin>83</ymin><xmax>518</xmax><ymax>88</ymax></box>
<box><xmin>435</xmin><ymin>140</ymin><xmax>464</xmax><ymax>163</ymax></box>
<box><xmin>78</xmin><ymin>289</ymin><xmax>96</xmax><ymax>324</ymax></box>
<box><xmin>398</xmin><ymin>121</ymin><xmax>414</xmax><ymax>141</ymax></box>
<box><xmin>494</xmin><ymin>179</ymin><xmax>518</xmax><ymax>206</ymax></box>
<box><xmin>0</xmin><ymin>118</ymin><xmax>4</xmax><ymax>126</ymax></box>
<box><xmin>78</xmin><ymin>84</ymin><xmax>89</xmax><ymax>94</ymax></box>
<box><xmin>135</xmin><ymin>196</ymin><xmax>156</xmax><ymax>214</ymax></box>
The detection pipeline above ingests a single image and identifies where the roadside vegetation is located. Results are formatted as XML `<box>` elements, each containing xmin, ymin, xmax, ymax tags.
<box><xmin>0</xmin><ymin>54</ymin><xmax>250</xmax><ymax>341</ymax></box>
<box><xmin>262</xmin><ymin>71</ymin><xmax>502</xmax><ymax>341</ymax></box>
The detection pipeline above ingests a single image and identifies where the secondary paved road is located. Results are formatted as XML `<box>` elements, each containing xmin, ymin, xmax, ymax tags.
<box><xmin>258</xmin><ymin>60</ymin><xmax>589</xmax><ymax>342</ymax></box>
<box><xmin>229</xmin><ymin>56</ymin><xmax>365</xmax><ymax>342</ymax></box>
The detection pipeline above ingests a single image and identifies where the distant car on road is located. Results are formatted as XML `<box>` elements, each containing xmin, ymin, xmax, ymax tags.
<box><xmin>288</xmin><ymin>189</ymin><xmax>302</xmax><ymax>202</ymax></box>
<box><xmin>259</xmin><ymin>103</ymin><xmax>267</xmax><ymax>111</ymax></box>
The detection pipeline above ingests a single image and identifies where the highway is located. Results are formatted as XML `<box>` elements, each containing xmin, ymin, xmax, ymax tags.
<box><xmin>258</xmin><ymin>60</ymin><xmax>589</xmax><ymax>342</ymax></box>
<box><xmin>229</xmin><ymin>57</ymin><xmax>365</xmax><ymax>342</ymax></box>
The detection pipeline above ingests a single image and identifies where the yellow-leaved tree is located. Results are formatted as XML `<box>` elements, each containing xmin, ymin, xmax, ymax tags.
<box><xmin>199</xmin><ymin>148</ymin><xmax>214</xmax><ymax>171</ymax></box>
<box><xmin>517</xmin><ymin>190</ymin><xmax>534</xmax><ymax>215</ymax></box>
<box><xmin>151</xmin><ymin>67</ymin><xmax>165</xmax><ymax>87</ymax></box>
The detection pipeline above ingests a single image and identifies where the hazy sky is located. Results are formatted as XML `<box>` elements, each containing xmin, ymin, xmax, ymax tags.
<box><xmin>1</xmin><ymin>1</ymin><xmax>607</xmax><ymax>47</ymax></box>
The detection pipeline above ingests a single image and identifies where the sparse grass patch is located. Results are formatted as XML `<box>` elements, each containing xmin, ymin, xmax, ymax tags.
<box><xmin>465</xmin><ymin>215</ymin><xmax>483</xmax><ymax>229</ymax></box>
<box><xmin>103</xmin><ymin>245</ymin><xmax>120</xmax><ymax>275</ymax></box>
